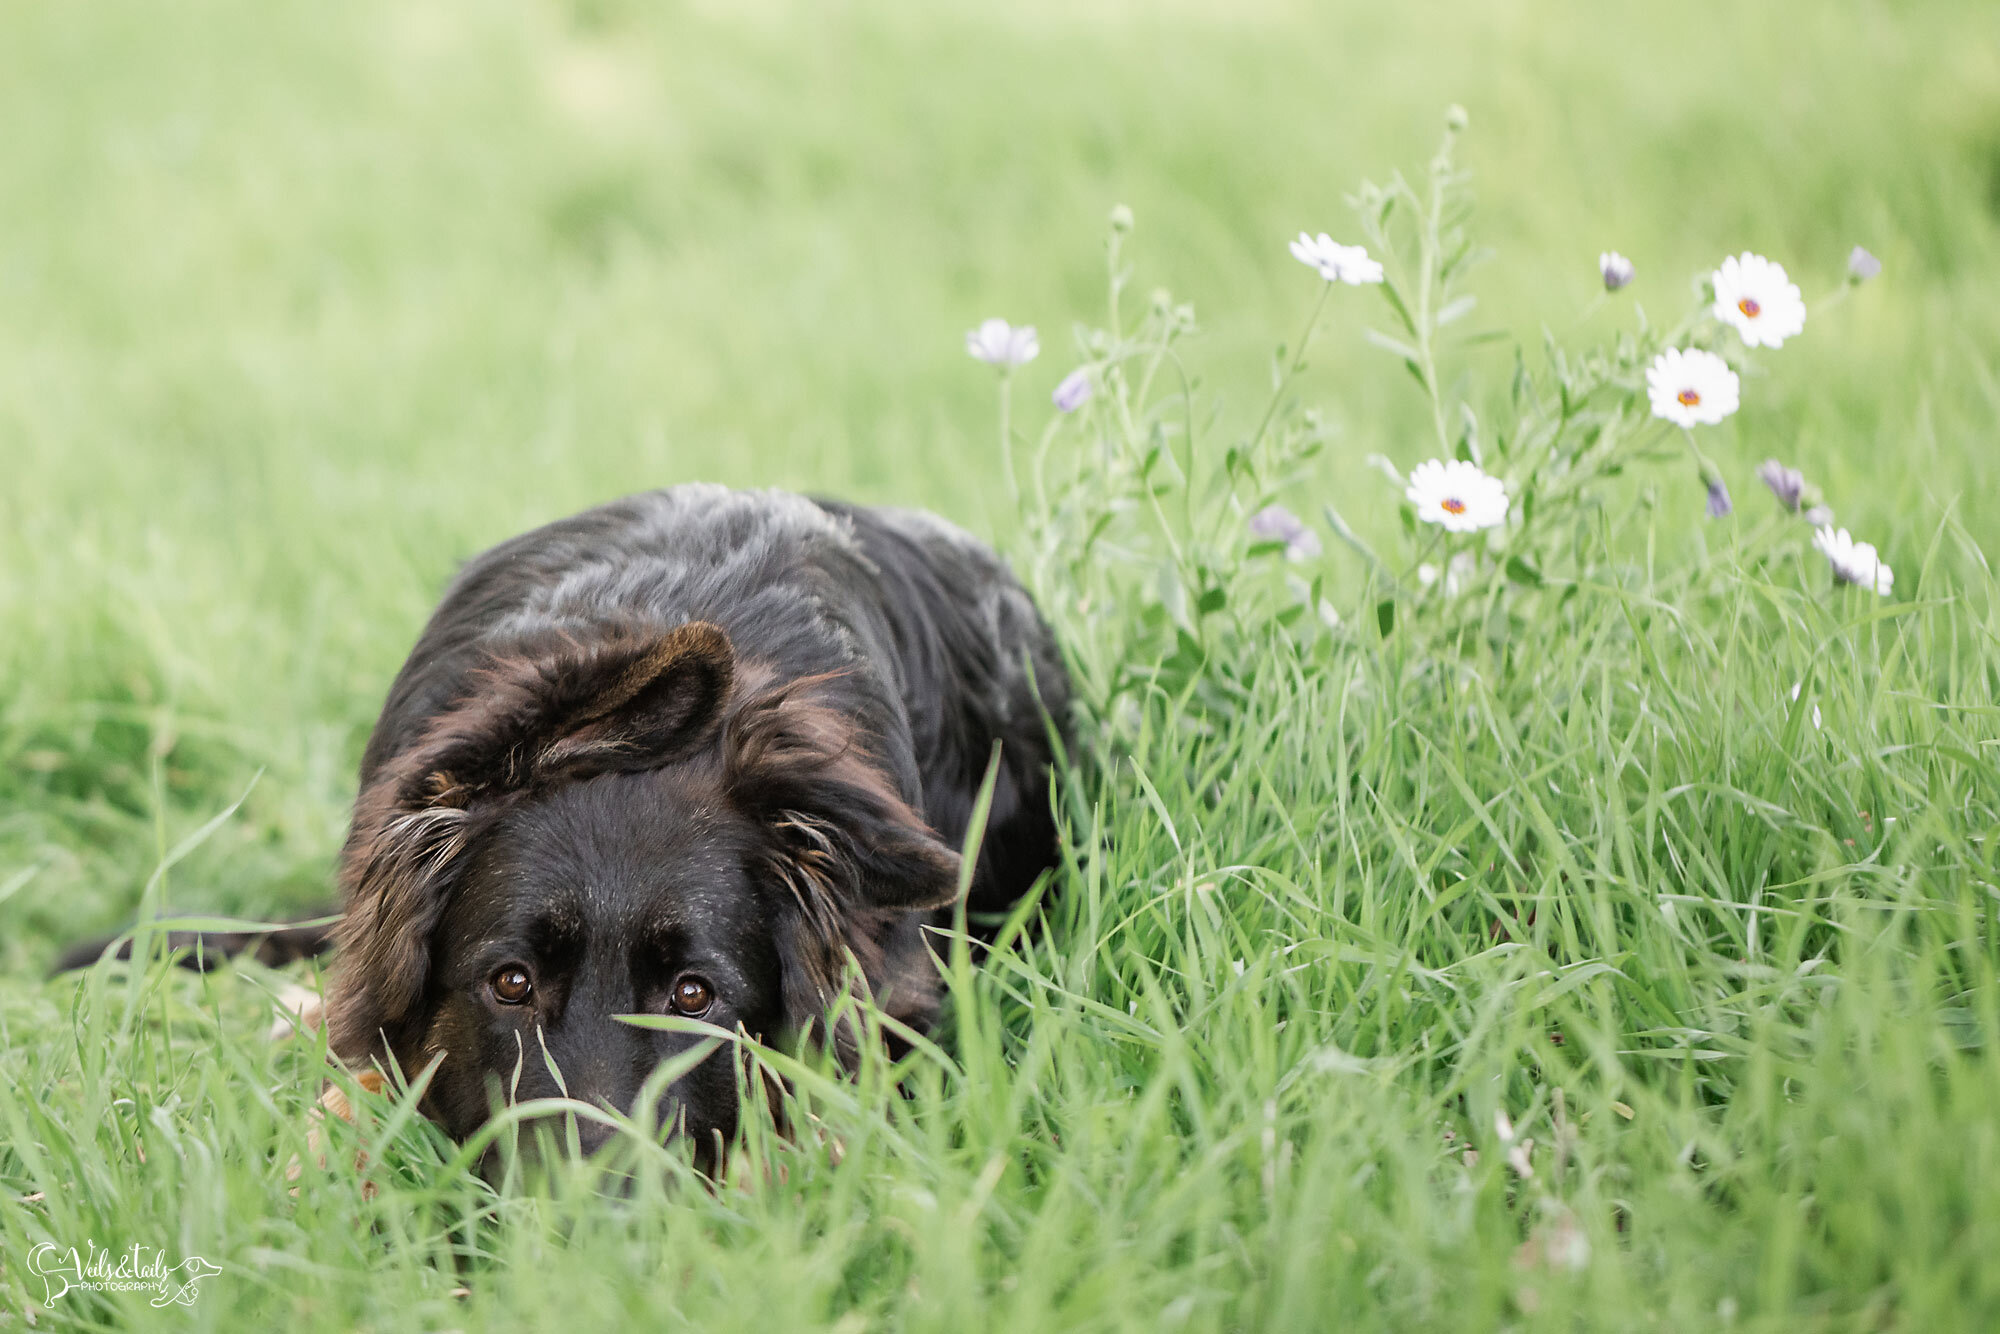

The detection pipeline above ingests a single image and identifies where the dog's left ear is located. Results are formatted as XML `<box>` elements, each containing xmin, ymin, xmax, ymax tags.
<box><xmin>725</xmin><ymin>685</ymin><xmax>961</xmax><ymax>914</ymax></box>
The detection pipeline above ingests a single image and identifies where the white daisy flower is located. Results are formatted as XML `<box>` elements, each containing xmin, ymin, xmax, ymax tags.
<box><xmin>1599</xmin><ymin>251</ymin><xmax>1635</xmax><ymax>291</ymax></box>
<box><xmin>1813</xmin><ymin>525</ymin><xmax>1894</xmax><ymax>596</ymax></box>
<box><xmin>965</xmin><ymin>318</ymin><xmax>1038</xmax><ymax>368</ymax></box>
<box><xmin>1646</xmin><ymin>348</ymin><xmax>1740</xmax><ymax>427</ymax></box>
<box><xmin>1288</xmin><ymin>232</ymin><xmax>1384</xmax><ymax>285</ymax></box>
<box><xmin>1405</xmin><ymin>459</ymin><xmax>1507</xmax><ymax>533</ymax></box>
<box><xmin>1712</xmin><ymin>252</ymin><xmax>1806</xmax><ymax>349</ymax></box>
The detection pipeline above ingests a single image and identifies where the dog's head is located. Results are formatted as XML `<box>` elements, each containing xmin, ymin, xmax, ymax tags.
<box><xmin>326</xmin><ymin>621</ymin><xmax>959</xmax><ymax>1163</ymax></box>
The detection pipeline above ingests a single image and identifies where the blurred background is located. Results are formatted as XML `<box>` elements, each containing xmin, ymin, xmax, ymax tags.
<box><xmin>2</xmin><ymin>0</ymin><xmax>1996</xmax><ymax>965</ymax></box>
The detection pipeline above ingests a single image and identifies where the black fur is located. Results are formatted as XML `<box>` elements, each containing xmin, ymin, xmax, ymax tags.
<box><xmin>325</xmin><ymin>486</ymin><xmax>1070</xmax><ymax>1159</ymax></box>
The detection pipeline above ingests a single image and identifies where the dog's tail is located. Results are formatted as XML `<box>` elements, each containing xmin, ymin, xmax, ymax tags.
<box><xmin>50</xmin><ymin>912</ymin><xmax>340</xmax><ymax>976</ymax></box>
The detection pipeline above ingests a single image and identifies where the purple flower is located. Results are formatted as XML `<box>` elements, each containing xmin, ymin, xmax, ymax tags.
<box><xmin>1848</xmin><ymin>246</ymin><xmax>1881</xmax><ymax>282</ymax></box>
<box><xmin>1757</xmin><ymin>459</ymin><xmax>1805</xmax><ymax>512</ymax></box>
<box><xmin>1599</xmin><ymin>251</ymin><xmax>1635</xmax><ymax>291</ymax></box>
<box><xmin>1804</xmin><ymin>504</ymin><xmax>1834</xmax><ymax>526</ymax></box>
<box><xmin>1052</xmin><ymin>368</ymin><xmax>1092</xmax><ymax>413</ymax></box>
<box><xmin>1248</xmin><ymin>504</ymin><xmax>1322</xmax><ymax>561</ymax></box>
<box><xmin>1706</xmin><ymin>478</ymin><xmax>1732</xmax><ymax>519</ymax></box>
<box><xmin>965</xmin><ymin>318</ymin><xmax>1039</xmax><ymax>368</ymax></box>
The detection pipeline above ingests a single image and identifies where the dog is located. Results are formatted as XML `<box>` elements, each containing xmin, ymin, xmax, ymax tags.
<box><xmin>65</xmin><ymin>486</ymin><xmax>1071</xmax><ymax>1164</ymax></box>
<box><xmin>335</xmin><ymin>485</ymin><xmax>1071</xmax><ymax>1157</ymax></box>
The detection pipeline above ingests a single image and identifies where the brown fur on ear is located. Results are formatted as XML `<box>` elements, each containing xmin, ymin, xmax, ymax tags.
<box><xmin>723</xmin><ymin>688</ymin><xmax>959</xmax><ymax>1048</ymax></box>
<box><xmin>325</xmin><ymin>785</ymin><xmax>490</xmax><ymax>1062</ymax></box>
<box><xmin>768</xmin><ymin>864</ymin><xmax>944</xmax><ymax>1065</ymax></box>
<box><xmin>327</xmin><ymin>620</ymin><xmax>738</xmax><ymax>1064</ymax></box>
<box><xmin>535</xmin><ymin>622</ymin><xmax>734</xmax><ymax>779</ymax></box>
<box><xmin>395</xmin><ymin>621</ymin><xmax>735</xmax><ymax>806</ymax></box>
<box><xmin>725</xmin><ymin>678</ymin><xmax>961</xmax><ymax>916</ymax></box>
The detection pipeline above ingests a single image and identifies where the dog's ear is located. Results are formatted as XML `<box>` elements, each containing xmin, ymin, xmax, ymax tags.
<box><xmin>530</xmin><ymin>621</ymin><xmax>735</xmax><ymax>782</ymax></box>
<box><xmin>327</xmin><ymin>622</ymin><xmax>737</xmax><ymax>1062</ymax></box>
<box><xmin>413</xmin><ymin>621</ymin><xmax>736</xmax><ymax>804</ymax></box>
<box><xmin>326</xmin><ymin>789</ymin><xmax>483</xmax><ymax>1063</ymax></box>
<box><xmin>770</xmin><ymin>909</ymin><xmax>942</xmax><ymax>1067</ymax></box>
<box><xmin>726</xmin><ymin>683</ymin><xmax>961</xmax><ymax>915</ymax></box>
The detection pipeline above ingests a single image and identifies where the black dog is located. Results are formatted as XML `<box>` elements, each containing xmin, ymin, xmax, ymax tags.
<box><xmin>322</xmin><ymin>486</ymin><xmax>1068</xmax><ymax>1159</ymax></box>
<box><xmin>55</xmin><ymin>487</ymin><xmax>1069</xmax><ymax>1162</ymax></box>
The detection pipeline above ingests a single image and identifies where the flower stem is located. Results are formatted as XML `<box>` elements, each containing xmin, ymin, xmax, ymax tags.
<box><xmin>1413</xmin><ymin>148</ymin><xmax>1453</xmax><ymax>459</ymax></box>
<box><xmin>999</xmin><ymin>372</ymin><xmax>1020</xmax><ymax>509</ymax></box>
<box><xmin>1679</xmin><ymin>425</ymin><xmax>1719</xmax><ymax>487</ymax></box>
<box><xmin>1245</xmin><ymin>280</ymin><xmax>1333</xmax><ymax>459</ymax></box>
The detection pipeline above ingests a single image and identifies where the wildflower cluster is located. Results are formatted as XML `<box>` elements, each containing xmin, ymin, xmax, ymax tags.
<box><xmin>1623</xmin><ymin>247</ymin><xmax>1889</xmax><ymax>590</ymax></box>
<box><xmin>967</xmin><ymin>109</ymin><xmax>1896</xmax><ymax>730</ymax></box>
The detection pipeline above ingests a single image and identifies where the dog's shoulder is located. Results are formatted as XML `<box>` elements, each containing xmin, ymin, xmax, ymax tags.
<box><xmin>815</xmin><ymin>497</ymin><xmax>1069</xmax><ymax>738</ymax></box>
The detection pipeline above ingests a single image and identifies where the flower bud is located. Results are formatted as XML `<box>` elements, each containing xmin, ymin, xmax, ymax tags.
<box><xmin>1756</xmin><ymin>459</ymin><xmax>1805</xmax><ymax>512</ymax></box>
<box><xmin>1052</xmin><ymin>368</ymin><xmax>1092</xmax><ymax>413</ymax></box>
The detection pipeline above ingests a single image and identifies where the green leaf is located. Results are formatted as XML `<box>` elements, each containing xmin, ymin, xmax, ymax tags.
<box><xmin>1376</xmin><ymin>282</ymin><xmax>1419</xmax><ymax>338</ymax></box>
<box><xmin>1436</xmin><ymin>294</ymin><xmax>1477</xmax><ymax>326</ymax></box>
<box><xmin>1376</xmin><ymin>598</ymin><xmax>1396</xmax><ymax>637</ymax></box>
<box><xmin>1364</xmin><ymin>328</ymin><xmax>1422</xmax><ymax>363</ymax></box>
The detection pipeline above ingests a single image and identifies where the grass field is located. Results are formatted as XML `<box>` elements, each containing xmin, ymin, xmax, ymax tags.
<box><xmin>5</xmin><ymin>0</ymin><xmax>2000</xmax><ymax>1328</ymax></box>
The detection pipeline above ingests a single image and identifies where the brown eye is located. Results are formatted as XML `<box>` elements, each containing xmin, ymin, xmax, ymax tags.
<box><xmin>491</xmin><ymin>965</ymin><xmax>533</xmax><ymax>1005</ymax></box>
<box><xmin>669</xmin><ymin>975</ymin><xmax>714</xmax><ymax>1017</ymax></box>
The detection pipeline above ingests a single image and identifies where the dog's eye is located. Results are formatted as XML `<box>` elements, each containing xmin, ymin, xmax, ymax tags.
<box><xmin>669</xmin><ymin>975</ymin><xmax>715</xmax><ymax>1017</ymax></box>
<box><xmin>490</xmin><ymin>965</ymin><xmax>534</xmax><ymax>1005</ymax></box>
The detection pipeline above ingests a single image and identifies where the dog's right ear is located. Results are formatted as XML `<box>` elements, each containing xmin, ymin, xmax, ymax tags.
<box><xmin>408</xmin><ymin>620</ymin><xmax>736</xmax><ymax>805</ymax></box>
<box><xmin>327</xmin><ymin>621</ymin><xmax>737</xmax><ymax>1062</ymax></box>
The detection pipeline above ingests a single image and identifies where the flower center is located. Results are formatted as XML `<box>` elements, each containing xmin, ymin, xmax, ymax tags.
<box><xmin>1677</xmin><ymin>388</ymin><xmax>1701</xmax><ymax>406</ymax></box>
<box><xmin>1440</xmin><ymin>497</ymin><xmax>1466</xmax><ymax>515</ymax></box>
<box><xmin>1737</xmin><ymin>297</ymin><xmax>1761</xmax><ymax>319</ymax></box>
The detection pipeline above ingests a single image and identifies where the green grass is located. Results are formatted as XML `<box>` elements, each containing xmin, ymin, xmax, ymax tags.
<box><xmin>5</xmin><ymin>0</ymin><xmax>2000</xmax><ymax>1328</ymax></box>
